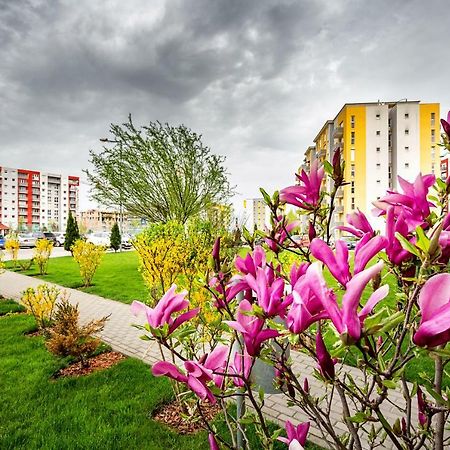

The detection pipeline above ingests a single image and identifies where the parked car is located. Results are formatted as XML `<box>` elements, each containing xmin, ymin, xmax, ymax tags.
<box><xmin>43</xmin><ymin>232</ymin><xmax>59</xmax><ymax>246</ymax></box>
<box><xmin>0</xmin><ymin>236</ymin><xmax>5</xmax><ymax>249</ymax></box>
<box><xmin>18</xmin><ymin>233</ymin><xmax>37</xmax><ymax>248</ymax></box>
<box><xmin>86</xmin><ymin>232</ymin><xmax>110</xmax><ymax>247</ymax></box>
<box><xmin>121</xmin><ymin>234</ymin><xmax>133</xmax><ymax>249</ymax></box>
<box><xmin>341</xmin><ymin>236</ymin><xmax>357</xmax><ymax>250</ymax></box>
<box><xmin>52</xmin><ymin>232</ymin><xmax>66</xmax><ymax>247</ymax></box>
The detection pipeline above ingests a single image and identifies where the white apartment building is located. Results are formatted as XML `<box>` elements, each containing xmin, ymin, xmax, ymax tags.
<box><xmin>0</xmin><ymin>166</ymin><xmax>79</xmax><ymax>232</ymax></box>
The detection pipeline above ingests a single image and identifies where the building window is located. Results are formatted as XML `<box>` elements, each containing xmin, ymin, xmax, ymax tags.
<box><xmin>351</xmin><ymin>181</ymin><xmax>355</xmax><ymax>194</ymax></box>
<box><xmin>351</xmin><ymin>131</ymin><xmax>355</xmax><ymax>144</ymax></box>
<box><xmin>351</xmin><ymin>115</ymin><xmax>355</xmax><ymax>128</ymax></box>
<box><xmin>351</xmin><ymin>198</ymin><xmax>355</xmax><ymax>209</ymax></box>
<box><xmin>351</xmin><ymin>164</ymin><xmax>355</xmax><ymax>177</ymax></box>
<box><xmin>350</xmin><ymin>149</ymin><xmax>355</xmax><ymax>161</ymax></box>
<box><xmin>431</xmin><ymin>112</ymin><xmax>435</xmax><ymax>126</ymax></box>
<box><xmin>376</xmin><ymin>163</ymin><xmax>381</xmax><ymax>168</ymax></box>
<box><xmin>376</xmin><ymin>113</ymin><xmax>380</xmax><ymax>119</ymax></box>
<box><xmin>405</xmin><ymin>129</ymin><xmax>409</xmax><ymax>135</ymax></box>
<box><xmin>376</xmin><ymin>180</ymin><xmax>381</xmax><ymax>183</ymax></box>
<box><xmin>376</xmin><ymin>130</ymin><xmax>381</xmax><ymax>136</ymax></box>
<box><xmin>405</xmin><ymin>146</ymin><xmax>409</xmax><ymax>151</ymax></box>
<box><xmin>376</xmin><ymin>147</ymin><xmax>380</xmax><ymax>152</ymax></box>
<box><xmin>404</xmin><ymin>113</ymin><xmax>409</xmax><ymax>119</ymax></box>
<box><xmin>405</xmin><ymin>163</ymin><xmax>409</xmax><ymax>168</ymax></box>
<box><xmin>431</xmin><ymin>129</ymin><xmax>435</xmax><ymax>143</ymax></box>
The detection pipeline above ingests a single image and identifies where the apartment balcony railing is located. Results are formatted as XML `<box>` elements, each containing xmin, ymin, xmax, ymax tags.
<box><xmin>335</xmin><ymin>205</ymin><xmax>344</xmax><ymax>213</ymax></box>
<box><xmin>336</xmin><ymin>187</ymin><xmax>344</xmax><ymax>198</ymax></box>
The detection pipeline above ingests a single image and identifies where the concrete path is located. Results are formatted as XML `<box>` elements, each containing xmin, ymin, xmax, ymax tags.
<box><xmin>0</xmin><ymin>270</ymin><xmax>429</xmax><ymax>449</ymax></box>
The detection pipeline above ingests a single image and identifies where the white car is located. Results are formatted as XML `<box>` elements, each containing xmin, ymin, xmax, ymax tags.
<box><xmin>52</xmin><ymin>232</ymin><xmax>66</xmax><ymax>247</ymax></box>
<box><xmin>86</xmin><ymin>232</ymin><xmax>110</xmax><ymax>247</ymax></box>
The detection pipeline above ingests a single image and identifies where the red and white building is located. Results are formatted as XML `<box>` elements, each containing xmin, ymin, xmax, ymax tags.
<box><xmin>441</xmin><ymin>157</ymin><xmax>449</xmax><ymax>181</ymax></box>
<box><xmin>0</xmin><ymin>166</ymin><xmax>79</xmax><ymax>232</ymax></box>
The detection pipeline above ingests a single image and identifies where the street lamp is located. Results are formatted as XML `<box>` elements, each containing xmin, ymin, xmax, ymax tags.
<box><xmin>100</xmin><ymin>137</ymin><xmax>123</xmax><ymax>252</ymax></box>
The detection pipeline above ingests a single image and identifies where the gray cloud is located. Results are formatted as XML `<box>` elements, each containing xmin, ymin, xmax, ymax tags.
<box><xmin>0</xmin><ymin>0</ymin><xmax>449</xmax><ymax>211</ymax></box>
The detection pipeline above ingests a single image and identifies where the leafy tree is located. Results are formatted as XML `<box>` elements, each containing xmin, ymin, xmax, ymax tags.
<box><xmin>110</xmin><ymin>222</ymin><xmax>121</xmax><ymax>252</ymax></box>
<box><xmin>86</xmin><ymin>116</ymin><xmax>234</xmax><ymax>224</ymax></box>
<box><xmin>64</xmin><ymin>211</ymin><xmax>80</xmax><ymax>253</ymax></box>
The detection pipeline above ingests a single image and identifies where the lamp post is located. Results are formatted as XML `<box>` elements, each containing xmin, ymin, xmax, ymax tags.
<box><xmin>99</xmin><ymin>137</ymin><xmax>123</xmax><ymax>251</ymax></box>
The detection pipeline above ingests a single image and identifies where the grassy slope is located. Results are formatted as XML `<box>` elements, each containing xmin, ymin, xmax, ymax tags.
<box><xmin>0</xmin><ymin>309</ymin><xmax>322</xmax><ymax>450</ymax></box>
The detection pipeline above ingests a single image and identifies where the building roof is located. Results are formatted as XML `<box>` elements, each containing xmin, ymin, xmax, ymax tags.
<box><xmin>0</xmin><ymin>223</ymin><xmax>10</xmax><ymax>230</ymax></box>
<box><xmin>313</xmin><ymin>120</ymin><xmax>333</xmax><ymax>143</ymax></box>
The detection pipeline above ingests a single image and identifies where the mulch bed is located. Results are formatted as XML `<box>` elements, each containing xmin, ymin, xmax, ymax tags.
<box><xmin>54</xmin><ymin>351</ymin><xmax>126</xmax><ymax>378</ymax></box>
<box><xmin>153</xmin><ymin>400</ymin><xmax>220</xmax><ymax>434</ymax></box>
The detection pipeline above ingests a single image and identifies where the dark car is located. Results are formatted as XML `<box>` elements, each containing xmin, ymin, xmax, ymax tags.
<box><xmin>0</xmin><ymin>236</ymin><xmax>5</xmax><ymax>249</ymax></box>
<box><xmin>341</xmin><ymin>237</ymin><xmax>357</xmax><ymax>250</ymax></box>
<box><xmin>43</xmin><ymin>232</ymin><xmax>60</xmax><ymax>246</ymax></box>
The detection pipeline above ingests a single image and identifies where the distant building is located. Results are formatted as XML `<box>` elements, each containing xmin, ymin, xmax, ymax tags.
<box><xmin>0</xmin><ymin>166</ymin><xmax>79</xmax><ymax>231</ymax></box>
<box><xmin>79</xmin><ymin>209</ymin><xmax>126</xmax><ymax>232</ymax></box>
<box><xmin>243</xmin><ymin>198</ymin><xmax>268</xmax><ymax>230</ymax></box>
<box><xmin>302</xmin><ymin>100</ymin><xmax>440</xmax><ymax>233</ymax></box>
<box><xmin>441</xmin><ymin>157</ymin><xmax>449</xmax><ymax>180</ymax></box>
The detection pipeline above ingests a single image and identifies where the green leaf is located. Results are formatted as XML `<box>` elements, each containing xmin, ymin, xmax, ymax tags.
<box><xmin>259</xmin><ymin>188</ymin><xmax>272</xmax><ymax>206</ymax></box>
<box><xmin>415</xmin><ymin>225</ymin><xmax>430</xmax><ymax>253</ymax></box>
<box><xmin>395</xmin><ymin>233</ymin><xmax>421</xmax><ymax>258</ymax></box>
<box><xmin>323</xmin><ymin>160</ymin><xmax>333</xmax><ymax>175</ymax></box>
<box><xmin>382</xmin><ymin>380</ymin><xmax>397</xmax><ymax>389</ymax></box>
<box><xmin>349</xmin><ymin>411</ymin><xmax>369</xmax><ymax>423</ymax></box>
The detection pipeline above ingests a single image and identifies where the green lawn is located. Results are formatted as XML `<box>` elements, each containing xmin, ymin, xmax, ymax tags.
<box><xmin>0</xmin><ymin>297</ymin><xmax>25</xmax><ymax>315</ymax></box>
<box><xmin>7</xmin><ymin>251</ymin><xmax>148</xmax><ymax>304</ymax></box>
<box><xmin>0</xmin><ymin>306</ymin><xmax>321</xmax><ymax>450</ymax></box>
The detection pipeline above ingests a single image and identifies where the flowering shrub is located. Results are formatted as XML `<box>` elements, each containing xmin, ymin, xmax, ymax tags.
<box><xmin>134</xmin><ymin>120</ymin><xmax>450</xmax><ymax>449</ymax></box>
<box><xmin>71</xmin><ymin>240</ymin><xmax>105</xmax><ymax>287</ymax></box>
<box><xmin>34</xmin><ymin>238</ymin><xmax>53</xmax><ymax>275</ymax></box>
<box><xmin>5</xmin><ymin>238</ymin><xmax>19</xmax><ymax>268</ymax></box>
<box><xmin>21</xmin><ymin>283</ymin><xmax>59</xmax><ymax>331</ymax></box>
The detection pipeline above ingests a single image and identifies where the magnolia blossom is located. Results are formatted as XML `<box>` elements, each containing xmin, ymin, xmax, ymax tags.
<box><xmin>208</xmin><ymin>433</ymin><xmax>219</xmax><ymax>450</ymax></box>
<box><xmin>131</xmin><ymin>285</ymin><xmax>198</xmax><ymax>336</ymax></box>
<box><xmin>413</xmin><ymin>273</ymin><xmax>450</xmax><ymax>348</ymax></box>
<box><xmin>384</xmin><ymin>207</ymin><xmax>413</xmax><ymax>265</ymax></box>
<box><xmin>265</xmin><ymin>216</ymin><xmax>300</xmax><ymax>252</ymax></box>
<box><xmin>224</xmin><ymin>300</ymin><xmax>279</xmax><ymax>356</ymax></box>
<box><xmin>316</xmin><ymin>331</ymin><xmax>335</xmax><ymax>380</ymax></box>
<box><xmin>229</xmin><ymin>350</ymin><xmax>252</xmax><ymax>388</ymax></box>
<box><xmin>280</xmin><ymin>160</ymin><xmax>324</xmax><ymax>210</ymax></box>
<box><xmin>277</xmin><ymin>420</ymin><xmax>310</xmax><ymax>449</ymax></box>
<box><xmin>310</xmin><ymin>236</ymin><xmax>386</xmax><ymax>286</ymax></box>
<box><xmin>307</xmin><ymin>262</ymin><xmax>389</xmax><ymax>342</ymax></box>
<box><xmin>338</xmin><ymin>209</ymin><xmax>375</xmax><ymax>238</ymax></box>
<box><xmin>373</xmin><ymin>173</ymin><xmax>435</xmax><ymax>231</ymax></box>
<box><xmin>441</xmin><ymin>110</ymin><xmax>450</xmax><ymax>138</ymax></box>
<box><xmin>152</xmin><ymin>345</ymin><xmax>229</xmax><ymax>404</ymax></box>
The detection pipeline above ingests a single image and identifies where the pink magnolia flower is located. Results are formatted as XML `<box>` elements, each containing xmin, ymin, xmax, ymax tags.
<box><xmin>338</xmin><ymin>209</ymin><xmax>375</xmax><ymax>238</ymax></box>
<box><xmin>384</xmin><ymin>206</ymin><xmax>413</xmax><ymax>265</ymax></box>
<box><xmin>277</xmin><ymin>420</ymin><xmax>310</xmax><ymax>449</ymax></box>
<box><xmin>441</xmin><ymin>110</ymin><xmax>450</xmax><ymax>138</ymax></box>
<box><xmin>208</xmin><ymin>433</ymin><xmax>220</xmax><ymax>450</ymax></box>
<box><xmin>310</xmin><ymin>236</ymin><xmax>386</xmax><ymax>287</ymax></box>
<box><xmin>373</xmin><ymin>173</ymin><xmax>435</xmax><ymax>231</ymax></box>
<box><xmin>235</xmin><ymin>246</ymin><xmax>266</xmax><ymax>277</ymax></box>
<box><xmin>307</xmin><ymin>262</ymin><xmax>389</xmax><ymax>342</ymax></box>
<box><xmin>131</xmin><ymin>285</ymin><xmax>199</xmax><ymax>336</ymax></box>
<box><xmin>316</xmin><ymin>331</ymin><xmax>336</xmax><ymax>380</ymax></box>
<box><xmin>286</xmin><ymin>268</ymin><xmax>329</xmax><ymax>334</ymax></box>
<box><xmin>229</xmin><ymin>350</ymin><xmax>252</xmax><ymax>388</ymax></box>
<box><xmin>265</xmin><ymin>216</ymin><xmax>300</xmax><ymax>253</ymax></box>
<box><xmin>152</xmin><ymin>345</ymin><xmax>229</xmax><ymax>404</ymax></box>
<box><xmin>289</xmin><ymin>262</ymin><xmax>309</xmax><ymax>286</ymax></box>
<box><xmin>244</xmin><ymin>267</ymin><xmax>290</xmax><ymax>317</ymax></box>
<box><xmin>417</xmin><ymin>387</ymin><xmax>428</xmax><ymax>427</ymax></box>
<box><xmin>224</xmin><ymin>300</ymin><xmax>279</xmax><ymax>356</ymax></box>
<box><xmin>280</xmin><ymin>160</ymin><xmax>325</xmax><ymax>210</ymax></box>
<box><xmin>413</xmin><ymin>273</ymin><xmax>450</xmax><ymax>348</ymax></box>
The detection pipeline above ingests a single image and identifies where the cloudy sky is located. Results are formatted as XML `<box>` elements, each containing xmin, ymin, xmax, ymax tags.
<box><xmin>1</xmin><ymin>0</ymin><xmax>449</xmax><ymax>213</ymax></box>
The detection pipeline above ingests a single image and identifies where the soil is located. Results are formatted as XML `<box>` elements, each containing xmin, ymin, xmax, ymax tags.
<box><xmin>153</xmin><ymin>400</ymin><xmax>220</xmax><ymax>434</ymax></box>
<box><xmin>54</xmin><ymin>351</ymin><xmax>126</xmax><ymax>378</ymax></box>
<box><xmin>25</xmin><ymin>329</ymin><xmax>43</xmax><ymax>337</ymax></box>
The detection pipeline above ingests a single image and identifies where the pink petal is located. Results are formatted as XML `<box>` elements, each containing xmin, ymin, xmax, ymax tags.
<box><xmin>152</xmin><ymin>361</ymin><xmax>187</xmax><ymax>383</ymax></box>
<box><xmin>418</xmin><ymin>273</ymin><xmax>450</xmax><ymax>321</ymax></box>
<box><xmin>359</xmin><ymin>285</ymin><xmax>389</xmax><ymax>321</ymax></box>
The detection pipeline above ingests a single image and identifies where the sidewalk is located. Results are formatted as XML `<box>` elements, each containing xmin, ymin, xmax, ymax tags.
<box><xmin>0</xmin><ymin>270</ymin><xmax>421</xmax><ymax>449</ymax></box>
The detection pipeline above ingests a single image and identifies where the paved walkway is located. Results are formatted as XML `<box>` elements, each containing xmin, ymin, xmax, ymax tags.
<box><xmin>0</xmin><ymin>270</ymin><xmax>427</xmax><ymax>449</ymax></box>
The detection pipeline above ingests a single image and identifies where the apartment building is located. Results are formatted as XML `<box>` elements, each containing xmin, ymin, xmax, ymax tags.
<box><xmin>441</xmin><ymin>157</ymin><xmax>449</xmax><ymax>180</ymax></box>
<box><xmin>0</xmin><ymin>166</ymin><xmax>79</xmax><ymax>231</ymax></box>
<box><xmin>243</xmin><ymin>198</ymin><xmax>268</xmax><ymax>230</ymax></box>
<box><xmin>79</xmin><ymin>209</ymin><xmax>125</xmax><ymax>232</ymax></box>
<box><xmin>302</xmin><ymin>101</ymin><xmax>440</xmax><ymax>232</ymax></box>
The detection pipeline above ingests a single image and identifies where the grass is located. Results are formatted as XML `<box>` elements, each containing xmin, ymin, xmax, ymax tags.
<box><xmin>0</xmin><ymin>297</ymin><xmax>25</xmax><ymax>315</ymax></box>
<box><xmin>0</xmin><ymin>307</ymin><xmax>322</xmax><ymax>450</ymax></box>
<box><xmin>6</xmin><ymin>251</ymin><xmax>148</xmax><ymax>304</ymax></box>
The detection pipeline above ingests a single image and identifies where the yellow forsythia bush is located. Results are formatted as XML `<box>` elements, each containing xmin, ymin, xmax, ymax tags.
<box><xmin>21</xmin><ymin>283</ymin><xmax>60</xmax><ymax>330</ymax></box>
<box><xmin>34</xmin><ymin>238</ymin><xmax>53</xmax><ymax>275</ymax></box>
<box><xmin>71</xmin><ymin>239</ymin><xmax>105</xmax><ymax>287</ymax></box>
<box><xmin>133</xmin><ymin>221</ymin><xmax>189</xmax><ymax>304</ymax></box>
<box><xmin>5</xmin><ymin>238</ymin><xmax>19</xmax><ymax>268</ymax></box>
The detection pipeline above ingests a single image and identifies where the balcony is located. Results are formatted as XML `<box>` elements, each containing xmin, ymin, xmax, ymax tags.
<box><xmin>335</xmin><ymin>221</ymin><xmax>344</xmax><ymax>228</ymax></box>
<box><xmin>333</xmin><ymin>127</ymin><xmax>343</xmax><ymax>139</ymax></box>
<box><xmin>335</xmin><ymin>205</ymin><xmax>344</xmax><ymax>213</ymax></box>
<box><xmin>317</xmin><ymin>149</ymin><xmax>327</xmax><ymax>158</ymax></box>
<box><xmin>336</xmin><ymin>187</ymin><xmax>344</xmax><ymax>198</ymax></box>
